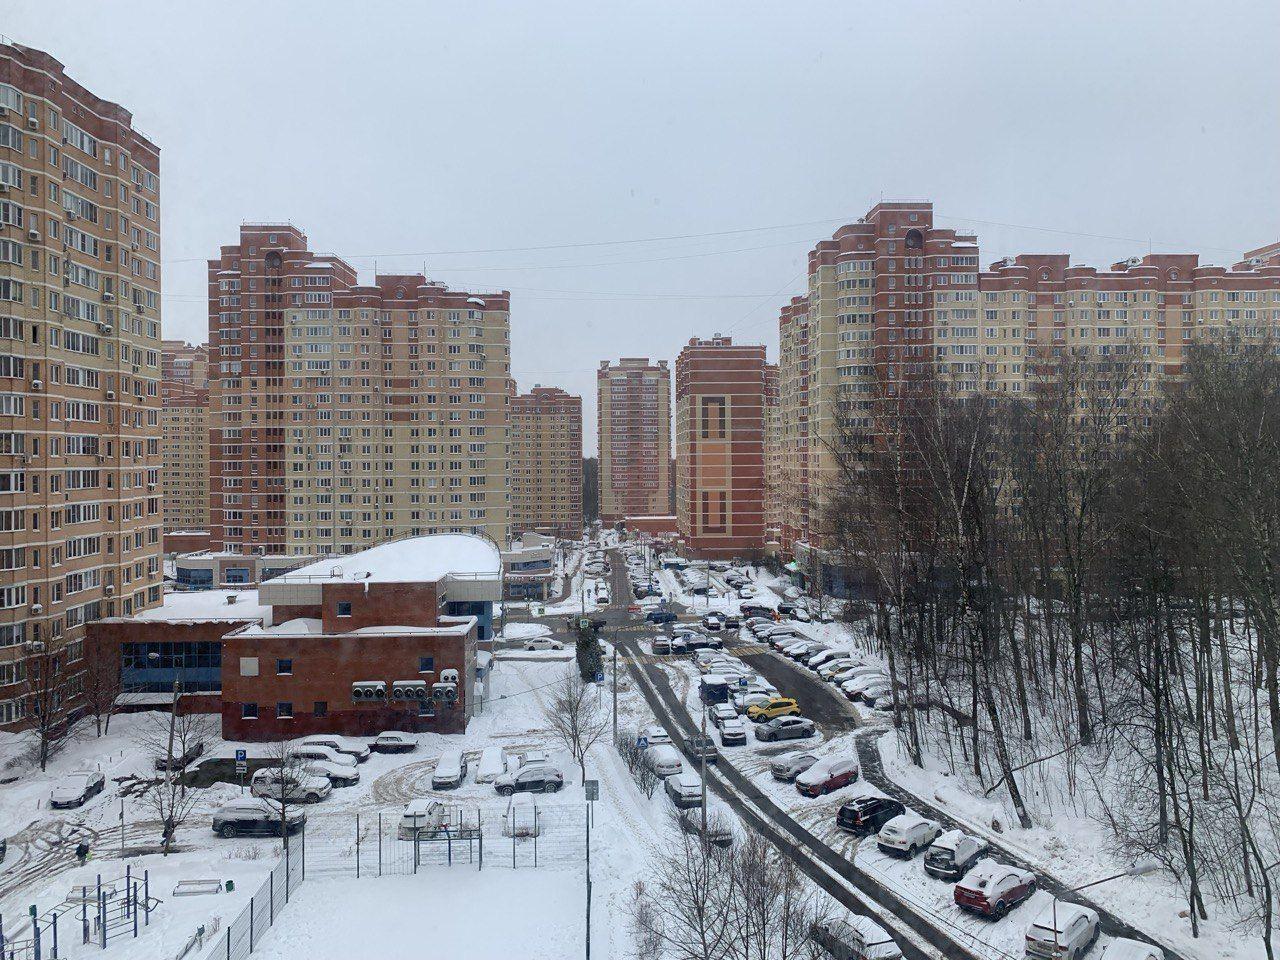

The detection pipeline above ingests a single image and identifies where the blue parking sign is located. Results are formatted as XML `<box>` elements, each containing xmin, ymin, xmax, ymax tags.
<box><xmin>739</xmin><ymin>677</ymin><xmax>748</xmax><ymax>688</ymax></box>
<box><xmin>235</xmin><ymin>749</ymin><xmax>247</xmax><ymax>762</ymax></box>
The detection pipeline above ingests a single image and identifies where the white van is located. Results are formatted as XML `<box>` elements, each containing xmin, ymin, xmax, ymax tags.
<box><xmin>476</xmin><ymin>746</ymin><xmax>507</xmax><ymax>784</ymax></box>
<box><xmin>645</xmin><ymin>743</ymin><xmax>683</xmax><ymax>778</ymax></box>
<box><xmin>431</xmin><ymin>749</ymin><xmax>468</xmax><ymax>789</ymax></box>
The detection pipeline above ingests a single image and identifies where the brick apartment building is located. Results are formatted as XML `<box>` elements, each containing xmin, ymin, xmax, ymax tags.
<box><xmin>674</xmin><ymin>337</ymin><xmax>769</xmax><ymax>559</ymax></box>
<box><xmin>511</xmin><ymin>385</ymin><xmax>583</xmax><ymax>538</ymax></box>
<box><xmin>775</xmin><ymin>200</ymin><xmax>1280</xmax><ymax>588</ymax></box>
<box><xmin>161</xmin><ymin>339</ymin><xmax>208</xmax><ymax>389</ymax></box>
<box><xmin>0</xmin><ymin>43</ymin><xmax>165</xmax><ymax>730</ymax></box>
<box><xmin>161</xmin><ymin>379</ymin><xmax>209</xmax><ymax>535</ymax></box>
<box><xmin>598</xmin><ymin>358</ymin><xmax>671</xmax><ymax>525</ymax></box>
<box><xmin>763</xmin><ymin>362</ymin><xmax>780</xmax><ymax>548</ymax></box>
<box><xmin>87</xmin><ymin>533</ymin><xmax>501</xmax><ymax>740</ymax></box>
<box><xmin>208</xmin><ymin>225</ymin><xmax>514</xmax><ymax>556</ymax></box>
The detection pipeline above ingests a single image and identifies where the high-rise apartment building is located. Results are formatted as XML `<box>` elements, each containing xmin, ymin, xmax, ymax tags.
<box><xmin>0</xmin><ymin>44</ymin><xmax>164</xmax><ymax>728</ymax></box>
<box><xmin>674</xmin><ymin>337</ymin><xmax>768</xmax><ymax>558</ymax></box>
<box><xmin>763</xmin><ymin>362</ymin><xmax>780</xmax><ymax>547</ymax></box>
<box><xmin>511</xmin><ymin>386</ymin><xmax>583</xmax><ymax>538</ymax></box>
<box><xmin>162</xmin><ymin>380</ymin><xmax>209</xmax><ymax>534</ymax></box>
<box><xmin>597</xmin><ymin>358</ymin><xmax>670</xmax><ymax>525</ymax></box>
<box><xmin>208</xmin><ymin>225</ymin><xmax>513</xmax><ymax>555</ymax></box>
<box><xmin>778</xmin><ymin>200</ymin><xmax>1280</xmax><ymax>583</ymax></box>
<box><xmin>161</xmin><ymin>339</ymin><xmax>208</xmax><ymax>389</ymax></box>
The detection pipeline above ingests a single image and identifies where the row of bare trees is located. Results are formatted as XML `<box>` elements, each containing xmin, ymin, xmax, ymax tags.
<box><xmin>818</xmin><ymin>342</ymin><xmax>1280</xmax><ymax>956</ymax></box>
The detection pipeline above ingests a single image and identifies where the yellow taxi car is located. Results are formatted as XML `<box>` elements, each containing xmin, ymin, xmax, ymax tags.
<box><xmin>746</xmin><ymin>696</ymin><xmax>802</xmax><ymax>722</ymax></box>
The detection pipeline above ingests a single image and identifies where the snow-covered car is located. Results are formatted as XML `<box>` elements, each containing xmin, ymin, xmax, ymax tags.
<box><xmin>733</xmin><ymin>691</ymin><xmax>774</xmax><ymax>715</ymax></box>
<box><xmin>494</xmin><ymin>764</ymin><xmax>564</xmax><ymax>796</ymax></box>
<box><xmin>431</xmin><ymin>749</ymin><xmax>468</xmax><ymax>789</ymax></box>
<box><xmin>737</xmin><ymin>586</ymin><xmax>757</xmax><ymax>599</ymax></box>
<box><xmin>684</xmin><ymin>734</ymin><xmax>718</xmax><ymax>763</ymax></box>
<box><xmin>1024</xmin><ymin>901</ymin><xmax>1099</xmax><ymax>960</ymax></box>
<box><xmin>841</xmin><ymin>673</ymin><xmax>889</xmax><ymax>701</ymax></box>
<box><xmin>212</xmin><ymin>799</ymin><xmax>306</xmax><ymax>838</ymax></box>
<box><xmin>923</xmin><ymin>829</ymin><xmax>989</xmax><ymax>881</ymax></box>
<box><xmin>651</xmin><ymin>636</ymin><xmax>687</xmax><ymax>655</ymax></box>
<box><xmin>709</xmin><ymin>703</ymin><xmax>738</xmax><ymax>728</ymax></box>
<box><xmin>807</xmin><ymin>649</ymin><xmax>842</xmax><ymax>670</ymax></box>
<box><xmin>290</xmin><ymin>744</ymin><xmax>358</xmax><ymax>769</ymax></box>
<box><xmin>523</xmin><ymin>637</ymin><xmax>565</xmax><ymax>651</ymax></box>
<box><xmin>300</xmin><ymin>735</ymin><xmax>371</xmax><ymax>763</ymax></box>
<box><xmin>702</xmin><ymin>614</ymin><xmax>724</xmax><ymax>632</ymax></box>
<box><xmin>664</xmin><ymin>772</ymin><xmax>703</xmax><ymax>808</ymax></box>
<box><xmin>154</xmin><ymin>740</ymin><xmax>205</xmax><ymax>771</ymax></box>
<box><xmin>644</xmin><ymin>744</ymin><xmax>684</xmax><ymax>777</ymax></box>
<box><xmin>397</xmin><ymin>799</ymin><xmax>453</xmax><ymax>839</ymax></box>
<box><xmin>811</xmin><ymin>915</ymin><xmax>902</xmax><ymax>960</ymax></box>
<box><xmin>830</xmin><ymin>664</ymin><xmax>882</xmax><ymax>685</ymax></box>
<box><xmin>50</xmin><ymin>771</ymin><xmax>106</xmax><ymax>809</ymax></box>
<box><xmin>875</xmin><ymin>813</ymin><xmax>940</xmax><ymax>857</ymax></box>
<box><xmin>788</xmin><ymin>608</ymin><xmax>812</xmax><ymax>622</ymax></box>
<box><xmin>301</xmin><ymin>759</ymin><xmax>360</xmax><ymax>787</ymax></box>
<box><xmin>1099</xmin><ymin>939</ymin><xmax>1166</xmax><ymax>960</ymax></box>
<box><xmin>639</xmin><ymin>724</ymin><xmax>671</xmax><ymax>747</ymax></box>
<box><xmin>755</xmin><ymin>716</ymin><xmax>816</xmax><ymax>742</ymax></box>
<box><xmin>953</xmin><ymin>859</ymin><xmax>1037</xmax><ymax>917</ymax></box>
<box><xmin>476</xmin><ymin>746</ymin><xmax>508</xmax><ymax>783</ymax></box>
<box><xmin>681</xmin><ymin>632</ymin><xmax>723</xmax><ymax>651</ymax></box>
<box><xmin>694</xmin><ymin>653</ymin><xmax>737</xmax><ymax>673</ymax></box>
<box><xmin>718</xmin><ymin>718</ymin><xmax>747</xmax><ymax>746</ymax></box>
<box><xmin>678</xmin><ymin>806</ymin><xmax>734</xmax><ymax>847</ymax></box>
<box><xmin>795</xmin><ymin>757</ymin><xmax>859</xmax><ymax>797</ymax></box>
<box><xmin>744</xmin><ymin>616</ymin><xmax>774</xmax><ymax>629</ymax></box>
<box><xmin>852</xmin><ymin>680</ymin><xmax>893</xmax><ymax>704</ymax></box>
<box><xmin>597</xmin><ymin>592</ymin><xmax>611</xmax><ymax>605</ymax></box>
<box><xmin>771</xmin><ymin>750</ymin><xmax>821</xmax><ymax>782</ymax></box>
<box><xmin>817</xmin><ymin>658</ymin><xmax>855</xmax><ymax>680</ymax></box>
<box><xmin>372</xmin><ymin>731</ymin><xmax>417</xmax><ymax>753</ymax></box>
<box><xmin>250</xmin><ymin>768</ymin><xmax>331</xmax><ymax>803</ymax></box>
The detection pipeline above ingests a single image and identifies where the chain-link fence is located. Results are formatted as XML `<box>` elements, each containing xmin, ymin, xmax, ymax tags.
<box><xmin>200</xmin><ymin>836</ymin><xmax>303</xmax><ymax>960</ymax></box>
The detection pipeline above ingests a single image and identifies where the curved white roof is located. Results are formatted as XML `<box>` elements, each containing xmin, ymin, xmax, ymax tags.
<box><xmin>273</xmin><ymin>534</ymin><xmax>501</xmax><ymax>585</ymax></box>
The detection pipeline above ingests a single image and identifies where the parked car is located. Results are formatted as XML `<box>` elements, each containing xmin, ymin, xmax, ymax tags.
<box><xmin>1024</xmin><ymin>901</ymin><xmax>1099</xmax><ymax>960</ymax></box>
<box><xmin>836</xmin><ymin>795</ymin><xmax>905</xmax><ymax>833</ymax></box>
<box><xmin>301</xmin><ymin>759</ymin><xmax>360</xmax><ymax>787</ymax></box>
<box><xmin>597</xmin><ymin>592</ymin><xmax>611</xmax><ymax>605</ymax></box>
<box><xmin>709</xmin><ymin>703</ymin><xmax>738</xmax><ymax>728</ymax></box>
<box><xmin>300</xmin><ymin>735</ymin><xmax>371</xmax><ymax>763</ymax></box>
<box><xmin>524</xmin><ymin>637</ymin><xmax>565</xmax><ymax>651</ymax></box>
<box><xmin>718</xmin><ymin>718</ymin><xmax>747</xmax><ymax>746</ymax></box>
<box><xmin>737</xmin><ymin>587</ymin><xmax>757</xmax><ymax>600</ymax></box>
<box><xmin>722</xmin><ymin>614</ymin><xmax>741</xmax><ymax>630</ymax></box>
<box><xmin>250</xmin><ymin>768</ymin><xmax>331</xmax><ymax>803</ymax></box>
<box><xmin>795</xmin><ymin>757</ymin><xmax>860</xmax><ymax>797</ymax></box>
<box><xmin>953</xmin><ymin>858</ymin><xmax>1037</xmax><ymax>917</ymax></box>
<box><xmin>290</xmin><ymin>744</ymin><xmax>358</xmax><ymax>769</ymax></box>
<box><xmin>876</xmin><ymin>813</ymin><xmax>940</xmax><ymax>857</ymax></box>
<box><xmin>651</xmin><ymin>636</ymin><xmax>687</xmax><ymax>655</ymax></box>
<box><xmin>684</xmin><ymin>734</ymin><xmax>719</xmax><ymax>763</ymax></box>
<box><xmin>789</xmin><ymin>608</ymin><xmax>813</xmax><ymax>622</ymax></box>
<box><xmin>830</xmin><ymin>664</ymin><xmax>882</xmax><ymax>685</ymax></box>
<box><xmin>664</xmin><ymin>772</ymin><xmax>703</xmax><ymax>808</ymax></box>
<box><xmin>494</xmin><ymin>764</ymin><xmax>564</xmax><ymax>796</ymax></box>
<box><xmin>756</xmin><ymin>716</ymin><xmax>817</xmax><ymax>742</ymax></box>
<box><xmin>372</xmin><ymin>731</ymin><xmax>417</xmax><ymax>753</ymax></box>
<box><xmin>1098</xmin><ymin>939</ymin><xmax>1166</xmax><ymax>960</ymax></box>
<box><xmin>923</xmin><ymin>829</ymin><xmax>989</xmax><ymax>881</ymax></box>
<box><xmin>50</xmin><ymin>771</ymin><xmax>106</xmax><ymax>809</ymax></box>
<box><xmin>682</xmin><ymin>633</ymin><xmax>723</xmax><ymax>651</ymax></box>
<box><xmin>771</xmin><ymin>750</ymin><xmax>821</xmax><ymax>782</ymax></box>
<box><xmin>397</xmin><ymin>798</ymin><xmax>453</xmax><ymax>839</ymax></box>
<box><xmin>841</xmin><ymin>674</ymin><xmax>889</xmax><ymax>701</ymax></box>
<box><xmin>818</xmin><ymin>658</ymin><xmax>856</xmax><ymax>680</ymax></box>
<box><xmin>740</xmin><ymin>604</ymin><xmax>775</xmax><ymax>618</ymax></box>
<box><xmin>646</xmin><ymin>610</ymin><xmax>678</xmax><ymax>624</ymax></box>
<box><xmin>693</xmin><ymin>649</ymin><xmax>731</xmax><ymax>669</ymax></box>
<box><xmin>431</xmin><ymin>749</ymin><xmax>468</xmax><ymax>789</ymax></box>
<box><xmin>154</xmin><ymin>740</ymin><xmax>205</xmax><ymax>771</ymax></box>
<box><xmin>702</xmin><ymin>614</ymin><xmax>724</xmax><ymax>632</ymax></box>
<box><xmin>639</xmin><ymin>724</ymin><xmax>671</xmax><ymax>747</ymax></box>
<box><xmin>810</xmin><ymin>915</ymin><xmax>903</xmax><ymax>960</ymax></box>
<box><xmin>213</xmin><ymin>799</ymin><xmax>306</xmax><ymax>838</ymax></box>
<box><xmin>747</xmin><ymin>697</ymin><xmax>802</xmax><ymax>722</ymax></box>
<box><xmin>476</xmin><ymin>746</ymin><xmax>508</xmax><ymax>784</ymax></box>
<box><xmin>677</xmin><ymin>807</ymin><xmax>734</xmax><ymax>847</ymax></box>
<box><xmin>802</xmin><ymin>647</ymin><xmax>836</xmax><ymax>668</ymax></box>
<box><xmin>645</xmin><ymin>744</ymin><xmax>684</xmax><ymax>778</ymax></box>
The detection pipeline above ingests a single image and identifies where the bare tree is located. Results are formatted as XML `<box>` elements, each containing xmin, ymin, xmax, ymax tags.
<box><xmin>81</xmin><ymin>651</ymin><xmax>122</xmax><ymax>738</ymax></box>
<box><xmin>628</xmin><ymin>829</ymin><xmax>734</xmax><ymax>960</ymax></box>
<box><xmin>133</xmin><ymin>707</ymin><xmax>215</xmax><ymax>854</ymax></box>
<box><xmin>617</xmin><ymin>728</ymin><xmax>661</xmax><ymax>799</ymax></box>
<box><xmin>257</xmin><ymin>739</ymin><xmax>310</xmax><ymax>850</ymax></box>
<box><xmin>543</xmin><ymin>669</ymin><xmax>610</xmax><ymax>784</ymax></box>
<box><xmin>23</xmin><ymin>645</ymin><xmax>77</xmax><ymax>772</ymax></box>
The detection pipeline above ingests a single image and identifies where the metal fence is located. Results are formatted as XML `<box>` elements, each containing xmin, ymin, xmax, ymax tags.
<box><xmin>200</xmin><ymin>836</ymin><xmax>303</xmax><ymax>960</ymax></box>
<box><xmin>302</xmin><ymin>802</ymin><xmax>587</xmax><ymax>879</ymax></box>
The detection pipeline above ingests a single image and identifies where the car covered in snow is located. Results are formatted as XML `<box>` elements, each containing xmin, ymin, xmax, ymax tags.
<box><xmin>810</xmin><ymin>915</ymin><xmax>902</xmax><ymax>960</ymax></box>
<box><xmin>644</xmin><ymin>744</ymin><xmax>684</xmax><ymax>778</ymax></box>
<box><xmin>494</xmin><ymin>764</ymin><xmax>564</xmax><ymax>796</ymax></box>
<box><xmin>250</xmin><ymin>767</ymin><xmax>331</xmax><ymax>804</ymax></box>
<box><xmin>431</xmin><ymin>749</ymin><xmax>469</xmax><ymax>789</ymax></box>
<box><xmin>300</xmin><ymin>735</ymin><xmax>371</xmax><ymax>763</ymax></box>
<box><xmin>1024</xmin><ymin>901</ymin><xmax>1099</xmax><ymax>960</ymax></box>
<box><xmin>372</xmin><ymin>731</ymin><xmax>417</xmax><ymax>753</ymax></box>
<box><xmin>923</xmin><ymin>829</ymin><xmax>989</xmax><ymax>881</ymax></box>
<box><xmin>1099</xmin><ymin>939</ymin><xmax>1165</xmax><ymax>960</ymax></box>
<box><xmin>651</xmin><ymin>635</ymin><xmax>688</xmax><ymax>655</ymax></box>
<box><xmin>709</xmin><ymin>703</ymin><xmax>738</xmax><ymax>728</ymax></box>
<box><xmin>817</xmin><ymin>658</ymin><xmax>856</xmax><ymax>680</ymax></box>
<box><xmin>664</xmin><ymin>772</ymin><xmax>703</xmax><ymax>808</ymax></box>
<box><xmin>213</xmin><ymin>799</ymin><xmax>305</xmax><ymax>839</ymax></box>
<box><xmin>771</xmin><ymin>750</ymin><xmax>821</xmax><ymax>782</ymax></box>
<box><xmin>953</xmin><ymin>858</ymin><xmax>1037</xmax><ymax>917</ymax></box>
<box><xmin>50</xmin><ymin>771</ymin><xmax>106</xmax><ymax>809</ymax></box>
<box><xmin>301</xmin><ymin>759</ymin><xmax>360</xmax><ymax>788</ymax></box>
<box><xmin>677</xmin><ymin>806</ymin><xmax>734</xmax><ymax>847</ymax></box>
<box><xmin>639</xmin><ymin>724</ymin><xmax>671</xmax><ymax>747</ymax></box>
<box><xmin>701</xmin><ymin>614</ymin><xmax>724</xmax><ymax>632</ymax></box>
<box><xmin>876</xmin><ymin>813</ymin><xmax>940</xmax><ymax>858</ymax></box>
<box><xmin>795</xmin><ymin>757</ymin><xmax>860</xmax><ymax>797</ymax></box>
<box><xmin>290</xmin><ymin>744</ymin><xmax>358</xmax><ymax>769</ymax></box>
<box><xmin>397</xmin><ymin>798</ymin><xmax>453</xmax><ymax>839</ymax></box>
<box><xmin>718</xmin><ymin>718</ymin><xmax>747</xmax><ymax>746</ymax></box>
<box><xmin>476</xmin><ymin>746</ymin><xmax>508</xmax><ymax>784</ymax></box>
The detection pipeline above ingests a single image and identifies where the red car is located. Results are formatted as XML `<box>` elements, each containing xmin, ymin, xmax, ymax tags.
<box><xmin>953</xmin><ymin>859</ymin><xmax>1037</xmax><ymax>917</ymax></box>
<box><xmin>794</xmin><ymin>757</ymin><xmax>860</xmax><ymax>797</ymax></box>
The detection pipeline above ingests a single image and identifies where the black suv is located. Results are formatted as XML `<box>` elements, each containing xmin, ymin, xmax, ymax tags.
<box><xmin>836</xmin><ymin>796</ymin><xmax>905</xmax><ymax>833</ymax></box>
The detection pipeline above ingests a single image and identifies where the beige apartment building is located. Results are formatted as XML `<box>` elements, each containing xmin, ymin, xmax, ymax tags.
<box><xmin>208</xmin><ymin>225</ymin><xmax>513</xmax><ymax>555</ymax></box>
<box><xmin>511</xmin><ymin>386</ymin><xmax>583</xmax><ymax>539</ymax></box>
<box><xmin>763</xmin><ymin>361</ymin><xmax>780</xmax><ymax>548</ymax></box>
<box><xmin>0</xmin><ymin>43</ymin><xmax>165</xmax><ymax>728</ymax></box>
<box><xmin>161</xmin><ymin>339</ymin><xmax>208</xmax><ymax>388</ymax></box>
<box><xmin>776</xmin><ymin>200</ymin><xmax>1280</xmax><ymax>590</ymax></box>
<box><xmin>161</xmin><ymin>379</ymin><xmax>209</xmax><ymax>534</ymax></box>
<box><xmin>598</xmin><ymin>358</ymin><xmax>671</xmax><ymax>525</ymax></box>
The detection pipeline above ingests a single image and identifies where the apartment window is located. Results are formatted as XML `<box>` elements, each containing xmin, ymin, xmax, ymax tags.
<box><xmin>418</xmin><ymin>656</ymin><xmax>435</xmax><ymax>674</ymax></box>
<box><xmin>277</xmin><ymin>701</ymin><xmax>293</xmax><ymax>719</ymax></box>
<box><xmin>313</xmin><ymin>701</ymin><xmax>328</xmax><ymax>718</ymax></box>
<box><xmin>336</xmin><ymin>601</ymin><xmax>352</xmax><ymax>617</ymax></box>
<box><xmin>276</xmin><ymin>658</ymin><xmax>293</xmax><ymax>675</ymax></box>
<box><xmin>241</xmin><ymin>702</ymin><xmax>258</xmax><ymax>720</ymax></box>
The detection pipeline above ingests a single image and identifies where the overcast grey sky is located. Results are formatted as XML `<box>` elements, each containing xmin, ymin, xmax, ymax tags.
<box><xmin>6</xmin><ymin>0</ymin><xmax>1278</xmax><ymax>449</ymax></box>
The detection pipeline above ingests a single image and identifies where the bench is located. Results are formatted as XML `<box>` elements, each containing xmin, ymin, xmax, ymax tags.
<box><xmin>172</xmin><ymin>880</ymin><xmax>223</xmax><ymax>897</ymax></box>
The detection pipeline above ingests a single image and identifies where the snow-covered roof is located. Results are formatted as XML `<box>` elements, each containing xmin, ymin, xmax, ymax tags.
<box><xmin>272</xmin><ymin>534</ymin><xmax>501</xmax><ymax>585</ymax></box>
<box><xmin>106</xmin><ymin>589</ymin><xmax>270</xmax><ymax>624</ymax></box>
<box><xmin>235</xmin><ymin>616</ymin><xmax>472</xmax><ymax>639</ymax></box>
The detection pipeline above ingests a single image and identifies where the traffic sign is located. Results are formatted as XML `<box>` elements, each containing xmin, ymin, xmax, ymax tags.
<box><xmin>739</xmin><ymin>677</ymin><xmax>748</xmax><ymax>688</ymax></box>
<box><xmin>585</xmin><ymin>780</ymin><xmax>600</xmax><ymax>801</ymax></box>
<box><xmin>234</xmin><ymin>749</ymin><xmax>247</xmax><ymax>762</ymax></box>
<box><xmin>579</xmin><ymin>618</ymin><xmax>591</xmax><ymax>630</ymax></box>
<box><xmin>637</xmin><ymin>735</ymin><xmax>649</xmax><ymax>749</ymax></box>
<box><xmin>235</xmin><ymin>761</ymin><xmax>247</xmax><ymax>775</ymax></box>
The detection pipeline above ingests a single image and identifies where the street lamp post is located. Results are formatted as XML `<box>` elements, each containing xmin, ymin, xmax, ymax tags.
<box><xmin>1050</xmin><ymin>862</ymin><xmax>1160</xmax><ymax>955</ymax></box>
